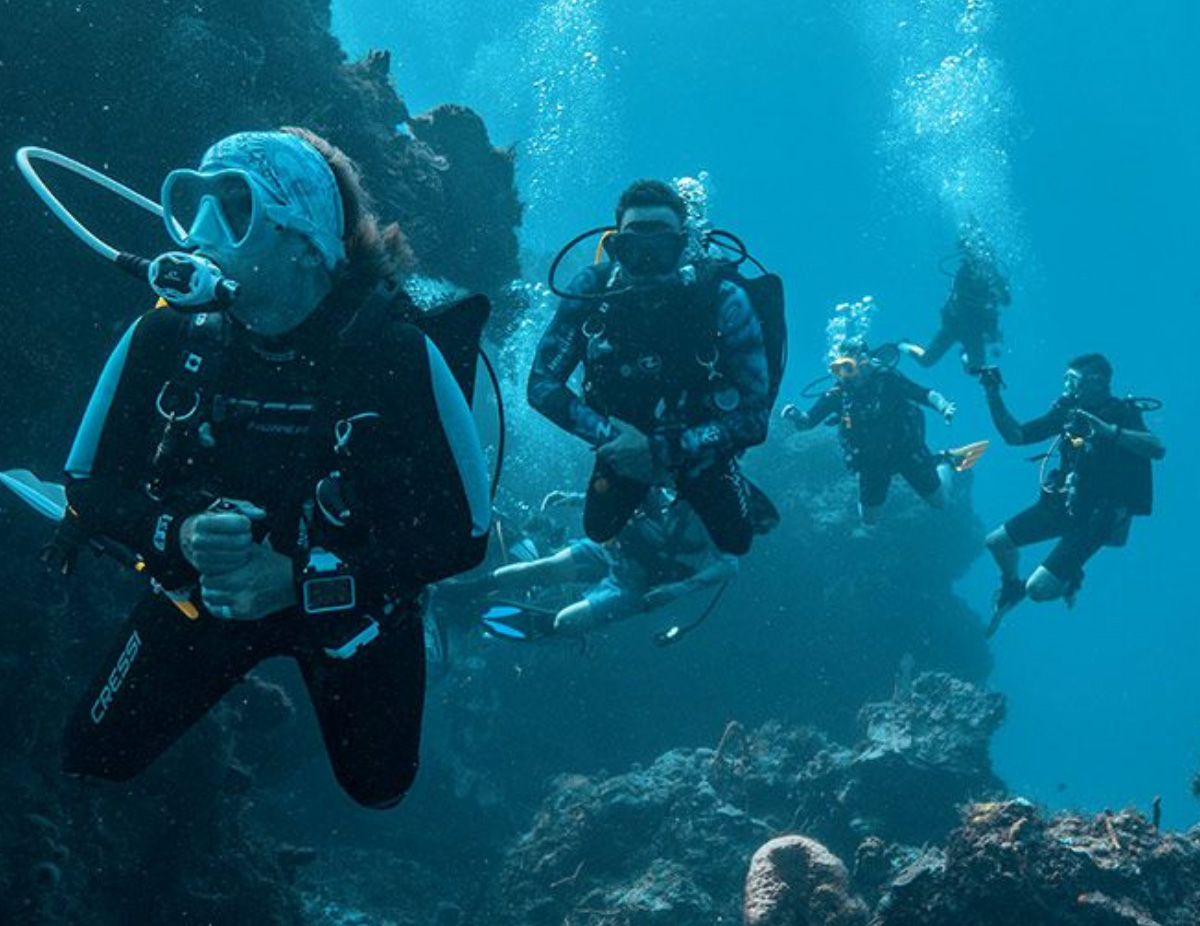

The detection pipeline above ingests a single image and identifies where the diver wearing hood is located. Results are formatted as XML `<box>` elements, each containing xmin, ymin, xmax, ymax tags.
<box><xmin>981</xmin><ymin>353</ymin><xmax>1164</xmax><ymax>635</ymax></box>
<box><xmin>527</xmin><ymin>179</ymin><xmax>771</xmax><ymax>556</ymax></box>
<box><xmin>780</xmin><ymin>341</ymin><xmax>972</xmax><ymax>525</ymax></box>
<box><xmin>57</xmin><ymin>130</ymin><xmax>491</xmax><ymax>808</ymax></box>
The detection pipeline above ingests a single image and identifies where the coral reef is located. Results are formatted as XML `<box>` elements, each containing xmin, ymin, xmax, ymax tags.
<box><xmin>744</xmin><ymin>835</ymin><xmax>868</xmax><ymax>926</ymax></box>
<box><xmin>479</xmin><ymin>673</ymin><xmax>1001</xmax><ymax>926</ymax></box>
<box><xmin>875</xmin><ymin>799</ymin><xmax>1200</xmax><ymax>926</ymax></box>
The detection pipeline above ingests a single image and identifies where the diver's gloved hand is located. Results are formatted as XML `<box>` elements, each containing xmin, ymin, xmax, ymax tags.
<box><xmin>179</xmin><ymin>499</ymin><xmax>266</xmax><ymax>575</ymax></box>
<box><xmin>199</xmin><ymin>541</ymin><xmax>297</xmax><ymax>621</ymax></box>
<box><xmin>598</xmin><ymin>419</ymin><xmax>665</xmax><ymax>484</ymax></box>
<box><xmin>928</xmin><ymin>391</ymin><xmax>957</xmax><ymax>423</ymax></box>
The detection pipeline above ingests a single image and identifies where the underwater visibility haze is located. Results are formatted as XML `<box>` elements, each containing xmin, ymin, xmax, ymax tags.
<box><xmin>0</xmin><ymin>0</ymin><xmax>1197</xmax><ymax>922</ymax></box>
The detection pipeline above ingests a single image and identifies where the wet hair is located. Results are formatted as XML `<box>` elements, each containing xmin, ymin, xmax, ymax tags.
<box><xmin>615</xmin><ymin>179</ymin><xmax>688</xmax><ymax>228</ymax></box>
<box><xmin>1068</xmin><ymin>352</ymin><xmax>1113</xmax><ymax>385</ymax></box>
<box><xmin>281</xmin><ymin>127</ymin><xmax>415</xmax><ymax>292</ymax></box>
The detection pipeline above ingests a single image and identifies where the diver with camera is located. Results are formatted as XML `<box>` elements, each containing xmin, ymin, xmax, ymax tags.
<box><xmin>981</xmin><ymin>353</ymin><xmax>1164</xmax><ymax>636</ymax></box>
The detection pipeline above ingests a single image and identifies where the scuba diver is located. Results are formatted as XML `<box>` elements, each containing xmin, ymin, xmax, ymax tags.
<box><xmin>780</xmin><ymin>341</ymin><xmax>983</xmax><ymax>525</ymax></box>
<box><xmin>528</xmin><ymin>179</ymin><xmax>778</xmax><ymax>557</ymax></box>
<box><xmin>980</xmin><ymin>354</ymin><xmax>1165</xmax><ymax>636</ymax></box>
<box><xmin>35</xmin><ymin>130</ymin><xmax>491</xmax><ymax>808</ymax></box>
<box><xmin>909</xmin><ymin>226</ymin><xmax>1011</xmax><ymax>373</ymax></box>
<box><xmin>479</xmin><ymin>487</ymin><xmax>775</xmax><ymax>643</ymax></box>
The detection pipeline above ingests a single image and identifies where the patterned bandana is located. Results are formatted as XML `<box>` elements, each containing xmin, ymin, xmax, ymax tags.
<box><xmin>199</xmin><ymin>131</ymin><xmax>346</xmax><ymax>270</ymax></box>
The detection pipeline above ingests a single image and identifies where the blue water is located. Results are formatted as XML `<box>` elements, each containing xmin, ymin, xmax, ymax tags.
<box><xmin>333</xmin><ymin>0</ymin><xmax>1200</xmax><ymax>824</ymax></box>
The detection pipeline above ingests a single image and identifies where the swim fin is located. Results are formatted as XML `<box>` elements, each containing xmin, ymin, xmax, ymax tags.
<box><xmin>480</xmin><ymin>601</ymin><xmax>558</xmax><ymax>642</ymax></box>
<box><xmin>0</xmin><ymin>469</ymin><xmax>67</xmax><ymax>521</ymax></box>
<box><xmin>945</xmin><ymin>440</ymin><xmax>990</xmax><ymax>472</ymax></box>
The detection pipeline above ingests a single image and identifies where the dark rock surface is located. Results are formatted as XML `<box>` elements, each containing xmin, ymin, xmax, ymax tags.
<box><xmin>875</xmin><ymin>799</ymin><xmax>1200</xmax><ymax>926</ymax></box>
<box><xmin>479</xmin><ymin>673</ymin><xmax>1001</xmax><ymax>926</ymax></box>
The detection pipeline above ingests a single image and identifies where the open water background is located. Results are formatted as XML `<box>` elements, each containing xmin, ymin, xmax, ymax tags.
<box><xmin>332</xmin><ymin>0</ymin><xmax>1200</xmax><ymax>826</ymax></box>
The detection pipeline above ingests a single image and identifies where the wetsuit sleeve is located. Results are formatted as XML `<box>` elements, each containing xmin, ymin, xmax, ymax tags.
<box><xmin>62</xmin><ymin>312</ymin><xmax>205</xmax><ymax>586</ymax></box>
<box><xmin>794</xmin><ymin>389</ymin><xmax>842</xmax><ymax>430</ymax></box>
<box><xmin>654</xmin><ymin>282</ymin><xmax>770</xmax><ymax>468</ymax></box>
<box><xmin>527</xmin><ymin>266</ymin><xmax>617</xmax><ymax>447</ymax></box>
<box><xmin>893</xmin><ymin>371</ymin><xmax>938</xmax><ymax>405</ymax></box>
<box><xmin>984</xmin><ymin>386</ymin><xmax>1065</xmax><ymax>445</ymax></box>
<box><xmin>324</xmin><ymin>329</ymin><xmax>491</xmax><ymax>599</ymax></box>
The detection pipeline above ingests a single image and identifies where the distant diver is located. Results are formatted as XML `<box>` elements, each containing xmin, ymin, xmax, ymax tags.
<box><xmin>21</xmin><ymin>129</ymin><xmax>493</xmax><ymax>808</ymax></box>
<box><xmin>906</xmin><ymin>223</ymin><xmax>1011</xmax><ymax>374</ymax></box>
<box><xmin>781</xmin><ymin>340</ymin><xmax>985</xmax><ymax>525</ymax></box>
<box><xmin>979</xmin><ymin>354</ymin><xmax>1164</xmax><ymax>636</ymax></box>
<box><xmin>481</xmin><ymin>486</ymin><xmax>777</xmax><ymax>645</ymax></box>
<box><xmin>529</xmin><ymin>179</ymin><xmax>786</xmax><ymax>556</ymax></box>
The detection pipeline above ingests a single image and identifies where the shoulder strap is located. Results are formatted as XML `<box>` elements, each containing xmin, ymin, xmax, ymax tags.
<box><xmin>339</xmin><ymin>279</ymin><xmax>490</xmax><ymax>406</ymax></box>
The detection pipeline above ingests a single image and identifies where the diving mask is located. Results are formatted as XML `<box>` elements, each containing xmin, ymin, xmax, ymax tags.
<box><xmin>1062</xmin><ymin>368</ymin><xmax>1105</xmax><ymax>400</ymax></box>
<box><xmin>830</xmin><ymin>356</ymin><xmax>861</xmax><ymax>380</ymax></box>
<box><xmin>605</xmin><ymin>228</ymin><xmax>687</xmax><ymax>279</ymax></box>
<box><xmin>162</xmin><ymin>167</ymin><xmax>335</xmax><ymax>264</ymax></box>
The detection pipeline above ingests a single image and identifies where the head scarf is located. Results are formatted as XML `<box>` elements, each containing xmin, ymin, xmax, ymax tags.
<box><xmin>199</xmin><ymin>131</ymin><xmax>346</xmax><ymax>270</ymax></box>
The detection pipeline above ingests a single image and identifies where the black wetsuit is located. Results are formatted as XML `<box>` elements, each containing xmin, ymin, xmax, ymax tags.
<box><xmin>799</xmin><ymin>369</ymin><xmax>942</xmax><ymax>508</ymax></box>
<box><xmin>528</xmin><ymin>263</ymin><xmax>770</xmax><ymax>555</ymax></box>
<box><xmin>987</xmin><ymin>390</ymin><xmax>1155</xmax><ymax>585</ymax></box>
<box><xmin>917</xmin><ymin>259</ymin><xmax>1010</xmax><ymax>370</ymax></box>
<box><xmin>60</xmin><ymin>301</ymin><xmax>490</xmax><ymax>808</ymax></box>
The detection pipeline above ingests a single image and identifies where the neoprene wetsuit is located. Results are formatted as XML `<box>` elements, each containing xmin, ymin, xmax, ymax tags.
<box><xmin>796</xmin><ymin>369</ymin><xmax>944</xmax><ymax>508</ymax></box>
<box><xmin>60</xmin><ymin>299</ymin><xmax>490</xmax><ymax>808</ymax></box>
<box><xmin>985</xmin><ymin>387</ymin><xmax>1156</xmax><ymax>586</ymax></box>
<box><xmin>528</xmin><ymin>263</ymin><xmax>770</xmax><ymax>555</ymax></box>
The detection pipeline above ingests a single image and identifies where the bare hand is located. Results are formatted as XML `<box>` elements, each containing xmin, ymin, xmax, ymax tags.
<box><xmin>597</xmin><ymin>420</ymin><xmax>661</xmax><ymax>483</ymax></box>
<box><xmin>179</xmin><ymin>499</ymin><xmax>266</xmax><ymax>575</ymax></box>
<box><xmin>1072</xmin><ymin>409</ymin><xmax>1118</xmax><ymax>440</ymax></box>
<box><xmin>200</xmin><ymin>542</ymin><xmax>297</xmax><ymax>621</ymax></box>
<box><xmin>781</xmin><ymin>404</ymin><xmax>806</xmax><ymax>431</ymax></box>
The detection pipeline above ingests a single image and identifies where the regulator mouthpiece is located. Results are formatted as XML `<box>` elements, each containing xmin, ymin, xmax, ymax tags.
<box><xmin>148</xmin><ymin>251</ymin><xmax>239</xmax><ymax>311</ymax></box>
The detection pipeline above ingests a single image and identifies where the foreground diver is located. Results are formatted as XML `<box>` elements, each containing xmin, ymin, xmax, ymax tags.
<box><xmin>56</xmin><ymin>130</ymin><xmax>491</xmax><ymax>807</ymax></box>
<box><xmin>480</xmin><ymin>490</ymin><xmax>745</xmax><ymax>642</ymax></box>
<box><xmin>528</xmin><ymin>179</ymin><xmax>771</xmax><ymax>556</ymax></box>
<box><xmin>981</xmin><ymin>354</ymin><xmax>1164</xmax><ymax>635</ymax></box>
<box><xmin>781</xmin><ymin>342</ymin><xmax>977</xmax><ymax>525</ymax></box>
<box><xmin>910</xmin><ymin>227</ymin><xmax>1011</xmax><ymax>373</ymax></box>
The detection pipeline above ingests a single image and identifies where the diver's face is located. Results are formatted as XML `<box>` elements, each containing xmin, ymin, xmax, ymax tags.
<box><xmin>611</xmin><ymin>206</ymin><xmax>686</xmax><ymax>280</ymax></box>
<box><xmin>1062</xmin><ymin>367</ymin><xmax>1108</xmax><ymax>406</ymax></box>
<box><xmin>166</xmin><ymin>164</ymin><xmax>335</xmax><ymax>336</ymax></box>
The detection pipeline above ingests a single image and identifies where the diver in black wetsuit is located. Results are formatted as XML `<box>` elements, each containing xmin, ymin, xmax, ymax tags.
<box><xmin>527</xmin><ymin>180</ymin><xmax>771</xmax><ymax>556</ymax></box>
<box><xmin>912</xmin><ymin>229</ymin><xmax>1010</xmax><ymax>373</ymax></box>
<box><xmin>981</xmin><ymin>354</ymin><xmax>1164</xmax><ymax>634</ymax></box>
<box><xmin>57</xmin><ymin>130</ymin><xmax>491</xmax><ymax>808</ymax></box>
<box><xmin>781</xmin><ymin>342</ymin><xmax>965</xmax><ymax>525</ymax></box>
